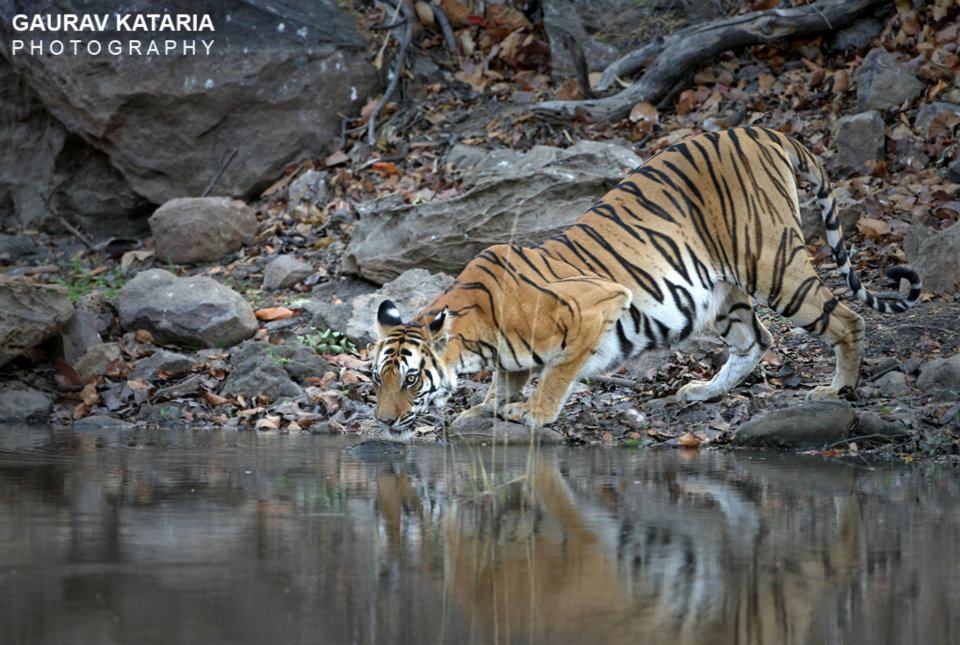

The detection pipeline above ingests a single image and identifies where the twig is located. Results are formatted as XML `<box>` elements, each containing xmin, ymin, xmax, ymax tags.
<box><xmin>369</xmin><ymin>18</ymin><xmax>408</xmax><ymax>30</ymax></box>
<box><xmin>586</xmin><ymin>374</ymin><xmax>637</xmax><ymax>388</ymax></box>
<box><xmin>37</xmin><ymin>185</ymin><xmax>95</xmax><ymax>251</ymax></box>
<box><xmin>202</xmin><ymin>148</ymin><xmax>238</xmax><ymax>197</ymax></box>
<box><xmin>820</xmin><ymin>432</ymin><xmax>909</xmax><ymax>451</ymax></box>
<box><xmin>368</xmin><ymin>0</ymin><xmax>415</xmax><ymax>147</ymax></box>
<box><xmin>431</xmin><ymin>2</ymin><xmax>460</xmax><ymax>57</ymax></box>
<box><xmin>559</xmin><ymin>30</ymin><xmax>594</xmax><ymax>100</ymax></box>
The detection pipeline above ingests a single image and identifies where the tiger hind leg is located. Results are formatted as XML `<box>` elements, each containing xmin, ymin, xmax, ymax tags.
<box><xmin>677</xmin><ymin>285</ymin><xmax>772</xmax><ymax>401</ymax></box>
<box><xmin>774</xmin><ymin>273</ymin><xmax>865</xmax><ymax>399</ymax></box>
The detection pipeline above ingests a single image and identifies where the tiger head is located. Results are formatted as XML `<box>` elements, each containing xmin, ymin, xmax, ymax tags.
<box><xmin>370</xmin><ymin>300</ymin><xmax>456</xmax><ymax>433</ymax></box>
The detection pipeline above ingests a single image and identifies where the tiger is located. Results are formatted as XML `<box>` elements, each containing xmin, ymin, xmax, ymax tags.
<box><xmin>370</xmin><ymin>126</ymin><xmax>922</xmax><ymax>433</ymax></box>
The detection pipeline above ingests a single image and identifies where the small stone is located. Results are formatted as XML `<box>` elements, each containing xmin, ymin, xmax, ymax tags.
<box><xmin>856</xmin><ymin>48</ymin><xmax>924</xmax><ymax>111</ymax></box>
<box><xmin>149</xmin><ymin>197</ymin><xmax>257</xmax><ymax>265</ymax></box>
<box><xmin>73</xmin><ymin>342</ymin><xmax>122</xmax><ymax>382</ymax></box>
<box><xmin>287</xmin><ymin>170</ymin><xmax>329</xmax><ymax>206</ymax></box>
<box><xmin>0</xmin><ymin>234</ymin><xmax>39</xmax><ymax>263</ymax></box>
<box><xmin>856</xmin><ymin>413</ymin><xmax>911</xmax><ymax>440</ymax></box>
<box><xmin>835</xmin><ymin>111</ymin><xmax>885</xmax><ymax>171</ymax></box>
<box><xmin>130</xmin><ymin>350</ymin><xmax>195</xmax><ymax>382</ymax></box>
<box><xmin>873</xmin><ymin>370</ymin><xmax>911</xmax><ymax>398</ymax></box>
<box><xmin>914</xmin><ymin>102</ymin><xmax>960</xmax><ymax>138</ymax></box>
<box><xmin>916</xmin><ymin>353</ymin><xmax>960</xmax><ymax>396</ymax></box>
<box><xmin>227</xmin><ymin>339</ymin><xmax>331</xmax><ymax>385</ymax></box>
<box><xmin>262</xmin><ymin>255</ymin><xmax>314</xmax><ymax>290</ymax></box>
<box><xmin>118</xmin><ymin>269</ymin><xmax>257</xmax><ymax>348</ymax></box>
<box><xmin>831</xmin><ymin>17</ymin><xmax>883</xmax><ymax>51</ymax></box>
<box><xmin>61</xmin><ymin>293</ymin><xmax>113</xmax><ymax>364</ymax></box>
<box><xmin>449</xmin><ymin>414</ymin><xmax>565</xmax><ymax>445</ymax></box>
<box><xmin>0</xmin><ymin>385</ymin><xmax>52</xmax><ymax>423</ymax></box>
<box><xmin>0</xmin><ymin>276</ymin><xmax>73</xmax><ymax>368</ymax></box>
<box><xmin>732</xmin><ymin>401</ymin><xmax>857</xmax><ymax>449</ymax></box>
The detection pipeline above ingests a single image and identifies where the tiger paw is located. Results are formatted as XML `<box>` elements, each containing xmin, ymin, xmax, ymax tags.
<box><xmin>498</xmin><ymin>402</ymin><xmax>554</xmax><ymax>428</ymax></box>
<box><xmin>454</xmin><ymin>404</ymin><xmax>493</xmax><ymax>425</ymax></box>
<box><xmin>676</xmin><ymin>380</ymin><xmax>722</xmax><ymax>402</ymax></box>
<box><xmin>806</xmin><ymin>385</ymin><xmax>841</xmax><ymax>401</ymax></box>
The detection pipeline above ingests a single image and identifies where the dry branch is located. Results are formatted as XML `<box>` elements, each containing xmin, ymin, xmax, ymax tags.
<box><xmin>368</xmin><ymin>0</ymin><xmax>415</xmax><ymax>146</ymax></box>
<box><xmin>535</xmin><ymin>0</ymin><xmax>885</xmax><ymax>123</ymax></box>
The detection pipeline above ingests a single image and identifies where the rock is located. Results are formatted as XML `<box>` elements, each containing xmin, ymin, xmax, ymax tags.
<box><xmin>153</xmin><ymin>374</ymin><xmax>204</xmax><ymax>401</ymax></box>
<box><xmin>914</xmin><ymin>102</ymin><xmax>960</xmax><ymax>138</ymax></box>
<box><xmin>337</xmin><ymin>269</ymin><xmax>454</xmax><ymax>345</ymax></box>
<box><xmin>73</xmin><ymin>414</ymin><xmax>134</xmax><ymax>431</ymax></box>
<box><xmin>287</xmin><ymin>170</ymin><xmax>329</xmax><ymax>207</ymax></box>
<box><xmin>130</xmin><ymin>350</ymin><xmax>196</xmax><ymax>382</ymax></box>
<box><xmin>0</xmin><ymin>276</ymin><xmax>73</xmax><ymax>368</ymax></box>
<box><xmin>262</xmin><ymin>255</ymin><xmax>314</xmax><ymax>290</ymax></box>
<box><xmin>856</xmin><ymin>48</ymin><xmax>924</xmax><ymax>111</ymax></box>
<box><xmin>222</xmin><ymin>358</ymin><xmax>304</xmax><ymax>402</ymax></box>
<box><xmin>0</xmin><ymin>56</ymin><xmax>150</xmax><ymax>235</ymax></box>
<box><xmin>0</xmin><ymin>234</ymin><xmax>38</xmax><ymax>262</ymax></box>
<box><xmin>834</xmin><ymin>111</ymin><xmax>885</xmax><ymax>171</ymax></box>
<box><xmin>449</xmin><ymin>414</ymin><xmax>565</xmax><ymax>445</ymax></box>
<box><xmin>1</xmin><ymin>2</ymin><xmax>379</xmax><ymax>212</ymax></box>
<box><xmin>873</xmin><ymin>370</ymin><xmax>911</xmax><ymax>397</ymax></box>
<box><xmin>946</xmin><ymin>158</ymin><xmax>960</xmax><ymax>184</ymax></box>
<box><xmin>118</xmin><ymin>269</ymin><xmax>257</xmax><ymax>348</ymax></box>
<box><xmin>344</xmin><ymin>141</ymin><xmax>641</xmax><ymax>283</ymax></box>
<box><xmin>0</xmin><ymin>385</ymin><xmax>51</xmax><ymax>423</ymax></box>
<box><xmin>149</xmin><ymin>197</ymin><xmax>257</xmax><ymax>264</ymax></box>
<box><xmin>830</xmin><ymin>17</ymin><xmax>883</xmax><ymax>51</ymax></box>
<box><xmin>61</xmin><ymin>293</ymin><xmax>114</xmax><ymax>364</ymax></box>
<box><xmin>305</xmin><ymin>277</ymin><xmax>378</xmax><ymax>335</ymax></box>
<box><xmin>856</xmin><ymin>413</ymin><xmax>911</xmax><ymax>440</ymax></box>
<box><xmin>904</xmin><ymin>221</ymin><xmax>960</xmax><ymax>294</ymax></box>
<box><xmin>916</xmin><ymin>353</ymin><xmax>960</xmax><ymax>395</ymax></box>
<box><xmin>73</xmin><ymin>342</ymin><xmax>122</xmax><ymax>382</ymax></box>
<box><xmin>732</xmin><ymin>401</ymin><xmax>857</xmax><ymax>449</ymax></box>
<box><xmin>800</xmin><ymin>186</ymin><xmax>862</xmax><ymax>242</ymax></box>
<box><xmin>345</xmin><ymin>439</ymin><xmax>408</xmax><ymax>459</ymax></box>
<box><xmin>227</xmin><ymin>339</ymin><xmax>331</xmax><ymax>385</ymax></box>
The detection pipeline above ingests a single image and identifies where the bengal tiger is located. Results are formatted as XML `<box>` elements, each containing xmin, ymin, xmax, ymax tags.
<box><xmin>370</xmin><ymin>127</ymin><xmax>921</xmax><ymax>432</ymax></box>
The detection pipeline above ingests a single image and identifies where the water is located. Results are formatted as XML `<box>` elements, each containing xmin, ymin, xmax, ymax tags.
<box><xmin>1</xmin><ymin>426</ymin><xmax>958</xmax><ymax>645</ymax></box>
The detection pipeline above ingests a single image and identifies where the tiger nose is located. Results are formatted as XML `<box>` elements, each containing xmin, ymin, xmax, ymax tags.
<box><xmin>375</xmin><ymin>408</ymin><xmax>397</xmax><ymax>424</ymax></box>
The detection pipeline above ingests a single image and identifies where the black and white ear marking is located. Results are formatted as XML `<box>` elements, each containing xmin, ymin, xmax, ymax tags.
<box><xmin>428</xmin><ymin>307</ymin><xmax>448</xmax><ymax>336</ymax></box>
<box><xmin>376</xmin><ymin>299</ymin><xmax>402</xmax><ymax>337</ymax></box>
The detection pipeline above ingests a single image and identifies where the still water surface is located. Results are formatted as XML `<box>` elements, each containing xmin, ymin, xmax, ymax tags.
<box><xmin>1</xmin><ymin>426</ymin><xmax>958</xmax><ymax>645</ymax></box>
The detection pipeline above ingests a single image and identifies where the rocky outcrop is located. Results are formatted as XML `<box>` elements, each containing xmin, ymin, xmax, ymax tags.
<box><xmin>118</xmin><ymin>269</ymin><xmax>257</xmax><ymax>348</ymax></box>
<box><xmin>732</xmin><ymin>401</ymin><xmax>857</xmax><ymax>449</ymax></box>
<box><xmin>835</xmin><ymin>111</ymin><xmax>885</xmax><ymax>171</ymax></box>
<box><xmin>0</xmin><ymin>276</ymin><xmax>73</xmax><ymax>368</ymax></box>
<box><xmin>904</xmin><ymin>221</ymin><xmax>960</xmax><ymax>294</ymax></box>
<box><xmin>149</xmin><ymin>197</ymin><xmax>257</xmax><ymax>264</ymax></box>
<box><xmin>856</xmin><ymin>47</ymin><xmax>924</xmax><ymax>111</ymax></box>
<box><xmin>344</xmin><ymin>141</ymin><xmax>641</xmax><ymax>284</ymax></box>
<box><xmin>0</xmin><ymin>1</ymin><xmax>378</xmax><ymax>231</ymax></box>
<box><xmin>0</xmin><ymin>57</ymin><xmax>150</xmax><ymax>235</ymax></box>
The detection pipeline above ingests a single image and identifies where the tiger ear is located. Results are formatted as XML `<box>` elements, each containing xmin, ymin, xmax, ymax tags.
<box><xmin>426</xmin><ymin>306</ymin><xmax>451</xmax><ymax>341</ymax></box>
<box><xmin>376</xmin><ymin>299</ymin><xmax>403</xmax><ymax>338</ymax></box>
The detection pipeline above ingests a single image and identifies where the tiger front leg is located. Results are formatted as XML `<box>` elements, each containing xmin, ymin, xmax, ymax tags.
<box><xmin>454</xmin><ymin>370</ymin><xmax>533</xmax><ymax>423</ymax></box>
<box><xmin>498</xmin><ymin>278</ymin><xmax>632</xmax><ymax>428</ymax></box>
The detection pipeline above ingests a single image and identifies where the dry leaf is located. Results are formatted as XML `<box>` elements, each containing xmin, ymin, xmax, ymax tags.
<box><xmin>324</xmin><ymin>150</ymin><xmax>350</xmax><ymax>167</ymax></box>
<box><xmin>80</xmin><ymin>382</ymin><xmax>99</xmax><ymax>407</ymax></box>
<box><xmin>629</xmin><ymin>101</ymin><xmax>658</xmax><ymax>123</ymax></box>
<box><xmin>203</xmin><ymin>390</ymin><xmax>232</xmax><ymax>406</ymax></box>
<box><xmin>857</xmin><ymin>217</ymin><xmax>889</xmax><ymax>240</ymax></box>
<box><xmin>414</xmin><ymin>1</ymin><xmax>435</xmax><ymax>27</ymax></box>
<box><xmin>256</xmin><ymin>415</ymin><xmax>281</xmax><ymax>431</ymax></box>
<box><xmin>255</xmin><ymin>307</ymin><xmax>295</xmax><ymax>321</ymax></box>
<box><xmin>134</xmin><ymin>329</ymin><xmax>156</xmax><ymax>344</ymax></box>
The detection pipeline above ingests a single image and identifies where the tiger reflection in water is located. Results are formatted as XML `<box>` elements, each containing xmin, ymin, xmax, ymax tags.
<box><xmin>375</xmin><ymin>460</ymin><xmax>860</xmax><ymax>645</ymax></box>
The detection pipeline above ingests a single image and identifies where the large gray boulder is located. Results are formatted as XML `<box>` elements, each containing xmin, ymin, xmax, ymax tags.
<box><xmin>904</xmin><ymin>221</ymin><xmax>960</xmax><ymax>294</ymax></box>
<box><xmin>344</xmin><ymin>141</ymin><xmax>641</xmax><ymax>284</ymax></box>
<box><xmin>916</xmin><ymin>354</ymin><xmax>960</xmax><ymax>396</ymax></box>
<box><xmin>0</xmin><ymin>1</ymin><xmax>378</xmax><ymax>215</ymax></box>
<box><xmin>835</xmin><ymin>111</ymin><xmax>884</xmax><ymax>171</ymax></box>
<box><xmin>856</xmin><ymin>47</ymin><xmax>924</xmax><ymax>111</ymax></box>
<box><xmin>220</xmin><ymin>339</ymin><xmax>330</xmax><ymax>401</ymax></box>
<box><xmin>732</xmin><ymin>401</ymin><xmax>857</xmax><ymax>449</ymax></box>
<box><xmin>0</xmin><ymin>56</ymin><xmax>150</xmax><ymax>235</ymax></box>
<box><xmin>149</xmin><ymin>197</ymin><xmax>257</xmax><ymax>264</ymax></box>
<box><xmin>118</xmin><ymin>269</ymin><xmax>257</xmax><ymax>348</ymax></box>
<box><xmin>0</xmin><ymin>276</ymin><xmax>73</xmax><ymax>368</ymax></box>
